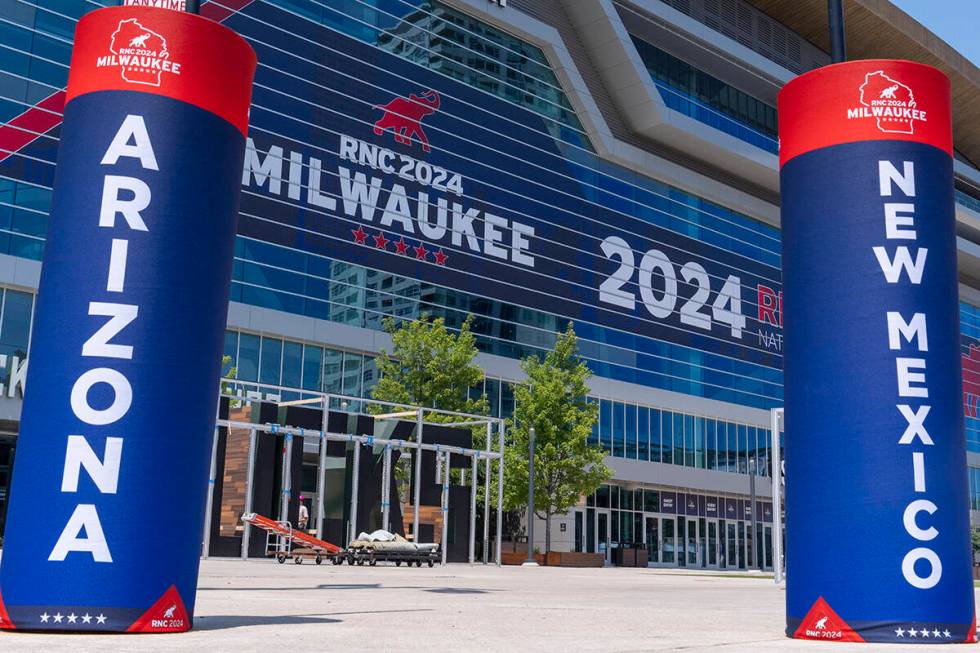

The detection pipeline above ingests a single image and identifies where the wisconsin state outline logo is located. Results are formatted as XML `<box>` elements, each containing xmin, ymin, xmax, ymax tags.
<box><xmin>846</xmin><ymin>70</ymin><xmax>927</xmax><ymax>135</ymax></box>
<box><xmin>95</xmin><ymin>18</ymin><xmax>182</xmax><ymax>87</ymax></box>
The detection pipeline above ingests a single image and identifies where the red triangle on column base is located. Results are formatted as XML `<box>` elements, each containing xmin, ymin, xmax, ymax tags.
<box><xmin>0</xmin><ymin>590</ymin><xmax>14</xmax><ymax>630</ymax></box>
<box><xmin>966</xmin><ymin>614</ymin><xmax>977</xmax><ymax>643</ymax></box>
<box><xmin>126</xmin><ymin>585</ymin><xmax>190</xmax><ymax>633</ymax></box>
<box><xmin>793</xmin><ymin>596</ymin><xmax>864</xmax><ymax>643</ymax></box>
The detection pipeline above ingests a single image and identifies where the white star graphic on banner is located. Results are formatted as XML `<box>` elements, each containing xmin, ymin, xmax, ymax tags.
<box><xmin>943</xmin><ymin>630</ymin><xmax>952</xmax><ymax>639</ymax></box>
<box><xmin>53</xmin><ymin>613</ymin><xmax>63</xmax><ymax>624</ymax></box>
<box><xmin>96</xmin><ymin>614</ymin><xmax>107</xmax><ymax>625</ymax></box>
<box><xmin>39</xmin><ymin>613</ymin><xmax>50</xmax><ymax>623</ymax></box>
<box><xmin>932</xmin><ymin>629</ymin><xmax>941</xmax><ymax>638</ymax></box>
<box><xmin>908</xmin><ymin>628</ymin><xmax>918</xmax><ymax>637</ymax></box>
<box><xmin>895</xmin><ymin>627</ymin><xmax>905</xmax><ymax>637</ymax></box>
<box><xmin>67</xmin><ymin>613</ymin><xmax>77</xmax><ymax>624</ymax></box>
<box><xmin>920</xmin><ymin>628</ymin><xmax>930</xmax><ymax>638</ymax></box>
<box><xmin>82</xmin><ymin>614</ymin><xmax>92</xmax><ymax>624</ymax></box>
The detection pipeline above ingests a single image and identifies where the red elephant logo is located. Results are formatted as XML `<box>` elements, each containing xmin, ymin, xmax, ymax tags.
<box><xmin>373</xmin><ymin>90</ymin><xmax>441</xmax><ymax>153</ymax></box>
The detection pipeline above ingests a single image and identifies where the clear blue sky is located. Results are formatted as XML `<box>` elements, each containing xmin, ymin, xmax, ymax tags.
<box><xmin>890</xmin><ymin>0</ymin><xmax>980</xmax><ymax>66</ymax></box>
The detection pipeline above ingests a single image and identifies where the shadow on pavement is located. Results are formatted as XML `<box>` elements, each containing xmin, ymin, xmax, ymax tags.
<box><xmin>200</xmin><ymin>584</ymin><xmax>501</xmax><ymax>594</ymax></box>
<box><xmin>193</xmin><ymin>614</ymin><xmax>342</xmax><ymax>631</ymax></box>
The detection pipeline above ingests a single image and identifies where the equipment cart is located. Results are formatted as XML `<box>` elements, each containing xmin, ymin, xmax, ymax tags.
<box><xmin>241</xmin><ymin>512</ymin><xmax>343</xmax><ymax>565</ymax></box>
<box><xmin>345</xmin><ymin>533</ymin><xmax>441</xmax><ymax>567</ymax></box>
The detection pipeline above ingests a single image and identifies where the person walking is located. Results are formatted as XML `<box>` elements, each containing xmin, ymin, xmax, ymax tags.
<box><xmin>298</xmin><ymin>496</ymin><xmax>309</xmax><ymax>531</ymax></box>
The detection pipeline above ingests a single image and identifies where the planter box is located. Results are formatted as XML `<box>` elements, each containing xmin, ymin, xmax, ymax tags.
<box><xmin>546</xmin><ymin>551</ymin><xmax>604</xmax><ymax>568</ymax></box>
<box><xmin>501</xmin><ymin>552</ymin><xmax>545</xmax><ymax>565</ymax></box>
<box><xmin>612</xmin><ymin>547</ymin><xmax>648</xmax><ymax>567</ymax></box>
<box><xmin>502</xmin><ymin>551</ymin><xmax>603</xmax><ymax>567</ymax></box>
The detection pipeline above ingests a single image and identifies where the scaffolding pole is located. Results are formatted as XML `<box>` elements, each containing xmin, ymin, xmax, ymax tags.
<box><xmin>441</xmin><ymin>449</ymin><xmax>449</xmax><ymax>566</ymax></box>
<box><xmin>381</xmin><ymin>443</ymin><xmax>392</xmax><ymax>532</ymax></box>
<box><xmin>202</xmin><ymin>423</ymin><xmax>220</xmax><ymax>559</ymax></box>
<box><xmin>413</xmin><ymin>412</ymin><xmax>423</xmax><ymax>542</ymax></box>
<box><xmin>316</xmin><ymin>406</ymin><xmax>328</xmax><ymax>537</ymax></box>
<box><xmin>483</xmin><ymin>458</ymin><xmax>491</xmax><ymax>563</ymax></box>
<box><xmin>469</xmin><ymin>453</ymin><xmax>478</xmax><ymax>564</ymax></box>
<box><xmin>771</xmin><ymin>407</ymin><xmax>785</xmax><ymax>584</ymax></box>
<box><xmin>349</xmin><ymin>441</ymin><xmax>361</xmax><ymax>543</ymax></box>
<box><xmin>496</xmin><ymin>421</ymin><xmax>505</xmax><ymax>566</ymax></box>
<box><xmin>278</xmin><ymin>431</ymin><xmax>293</xmax><ymax>524</ymax></box>
<box><xmin>241</xmin><ymin>427</ymin><xmax>257</xmax><ymax>560</ymax></box>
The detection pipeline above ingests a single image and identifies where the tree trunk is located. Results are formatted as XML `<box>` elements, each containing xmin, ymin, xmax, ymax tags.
<box><xmin>545</xmin><ymin>513</ymin><xmax>552</xmax><ymax>554</ymax></box>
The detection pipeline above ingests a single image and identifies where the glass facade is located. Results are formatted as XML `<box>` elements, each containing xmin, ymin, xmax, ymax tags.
<box><xmin>960</xmin><ymin>302</ymin><xmax>980</xmax><ymax>454</ymax></box>
<box><xmin>1</xmin><ymin>0</ymin><xmax>785</xmax><ymax>410</ymax></box>
<box><xmin>971</xmin><ymin>465</ymin><xmax>980</xmax><ymax>512</ymax></box>
<box><xmin>582</xmin><ymin>483</ymin><xmax>774</xmax><ymax>569</ymax></box>
<box><xmin>631</xmin><ymin>35</ymin><xmax>778</xmax><ymax>153</ymax></box>
<box><xmin>222</xmin><ymin>327</ymin><xmax>773</xmax><ymax>476</ymax></box>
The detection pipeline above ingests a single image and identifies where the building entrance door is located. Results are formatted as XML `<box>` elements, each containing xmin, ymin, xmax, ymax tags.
<box><xmin>596</xmin><ymin>510</ymin><xmax>610</xmax><ymax>564</ymax></box>
<box><xmin>726</xmin><ymin>521</ymin><xmax>739</xmax><ymax>569</ymax></box>
<box><xmin>706</xmin><ymin>520</ymin><xmax>719</xmax><ymax>568</ymax></box>
<box><xmin>661</xmin><ymin>516</ymin><xmax>676</xmax><ymax>565</ymax></box>
<box><xmin>644</xmin><ymin>516</ymin><xmax>659</xmax><ymax>564</ymax></box>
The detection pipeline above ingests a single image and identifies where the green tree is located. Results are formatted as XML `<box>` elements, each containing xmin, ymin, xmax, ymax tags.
<box><xmin>504</xmin><ymin>323</ymin><xmax>611</xmax><ymax>553</ymax></box>
<box><xmin>369</xmin><ymin>314</ymin><xmax>491</xmax><ymax>534</ymax></box>
<box><xmin>370</xmin><ymin>314</ymin><xmax>488</xmax><ymax>421</ymax></box>
<box><xmin>972</xmin><ymin>528</ymin><xmax>980</xmax><ymax>556</ymax></box>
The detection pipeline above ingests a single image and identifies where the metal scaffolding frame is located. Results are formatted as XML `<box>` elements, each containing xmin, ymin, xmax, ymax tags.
<box><xmin>203</xmin><ymin>380</ymin><xmax>506</xmax><ymax>566</ymax></box>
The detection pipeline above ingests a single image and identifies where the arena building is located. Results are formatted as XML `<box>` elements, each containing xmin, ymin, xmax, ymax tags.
<box><xmin>1</xmin><ymin>0</ymin><xmax>979</xmax><ymax>568</ymax></box>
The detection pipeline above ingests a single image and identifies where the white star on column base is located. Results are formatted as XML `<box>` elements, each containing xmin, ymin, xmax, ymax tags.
<box><xmin>96</xmin><ymin>614</ymin><xmax>107</xmax><ymax>625</ymax></box>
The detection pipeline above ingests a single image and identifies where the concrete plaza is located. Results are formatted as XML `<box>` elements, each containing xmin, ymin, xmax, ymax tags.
<box><xmin>0</xmin><ymin>559</ymin><xmax>976</xmax><ymax>652</ymax></box>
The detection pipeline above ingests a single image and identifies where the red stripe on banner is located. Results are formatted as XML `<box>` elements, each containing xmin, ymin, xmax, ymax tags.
<box><xmin>792</xmin><ymin>596</ymin><xmax>865</xmax><ymax>643</ymax></box>
<box><xmin>778</xmin><ymin>59</ymin><xmax>952</xmax><ymax>167</ymax></box>
<box><xmin>66</xmin><ymin>7</ymin><xmax>256</xmax><ymax>136</ymax></box>
<box><xmin>0</xmin><ymin>91</ymin><xmax>66</xmax><ymax>163</ymax></box>
<box><xmin>126</xmin><ymin>585</ymin><xmax>190</xmax><ymax>633</ymax></box>
<box><xmin>0</xmin><ymin>0</ymin><xmax>255</xmax><ymax>163</ymax></box>
<box><xmin>0</xmin><ymin>589</ymin><xmax>14</xmax><ymax>630</ymax></box>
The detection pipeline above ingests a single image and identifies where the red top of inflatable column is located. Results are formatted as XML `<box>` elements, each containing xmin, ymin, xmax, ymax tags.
<box><xmin>66</xmin><ymin>6</ymin><xmax>256</xmax><ymax>136</ymax></box>
<box><xmin>778</xmin><ymin>59</ymin><xmax>952</xmax><ymax>167</ymax></box>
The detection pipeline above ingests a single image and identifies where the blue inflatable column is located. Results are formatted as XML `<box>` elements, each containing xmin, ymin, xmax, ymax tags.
<box><xmin>779</xmin><ymin>60</ymin><xmax>975</xmax><ymax>643</ymax></box>
<box><xmin>0</xmin><ymin>6</ymin><xmax>255</xmax><ymax>633</ymax></box>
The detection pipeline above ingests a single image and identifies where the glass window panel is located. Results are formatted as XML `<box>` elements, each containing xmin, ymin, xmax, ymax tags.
<box><xmin>638</xmin><ymin>406</ymin><xmax>649</xmax><ymax>461</ymax></box>
<box><xmin>222</xmin><ymin>331</ymin><xmax>238</xmax><ymax>377</ymax></box>
<box><xmin>596</xmin><ymin>485</ymin><xmax>610</xmax><ymax>509</ymax></box>
<box><xmin>0</xmin><ymin>289</ymin><xmax>32</xmax><ymax>357</ymax></box>
<box><xmin>650</xmin><ymin>409</ymin><xmax>662</xmax><ymax>463</ymax></box>
<box><xmin>706</xmin><ymin>420</ymin><xmax>717</xmax><ymax>470</ymax></box>
<box><xmin>613</xmin><ymin>402</ymin><xmax>625</xmax><ymax>458</ymax></box>
<box><xmin>600</xmin><ymin>400</ymin><xmax>612</xmax><ymax>454</ymax></box>
<box><xmin>626</xmin><ymin>403</ymin><xmax>638</xmax><ymax>460</ymax></box>
<box><xmin>361</xmin><ymin>355</ymin><xmax>379</xmax><ymax>397</ymax></box>
<box><xmin>485</xmin><ymin>378</ymin><xmax>500</xmax><ymax>418</ymax></box>
<box><xmin>661</xmin><ymin>411</ymin><xmax>673</xmax><ymax>465</ymax></box>
<box><xmin>738</xmin><ymin>424</ymin><xmax>748</xmax><ymax>474</ymax></box>
<box><xmin>259</xmin><ymin>337</ymin><xmax>282</xmax><ymax>386</ymax></box>
<box><xmin>301</xmin><ymin>344</ymin><xmax>322</xmax><ymax>391</ymax></box>
<box><xmin>501</xmin><ymin>382</ymin><xmax>515</xmax><ymax>420</ymax></box>
<box><xmin>281</xmin><ymin>341</ymin><xmax>302</xmax><ymax>389</ymax></box>
<box><xmin>342</xmin><ymin>352</ymin><xmax>362</xmax><ymax>399</ymax></box>
<box><xmin>321</xmin><ymin>348</ymin><xmax>343</xmax><ymax>394</ymax></box>
<box><xmin>237</xmin><ymin>333</ymin><xmax>260</xmax><ymax>382</ymax></box>
<box><xmin>673</xmin><ymin>413</ymin><xmax>684</xmax><ymax>465</ymax></box>
<box><xmin>684</xmin><ymin>414</ymin><xmax>695</xmax><ymax>467</ymax></box>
